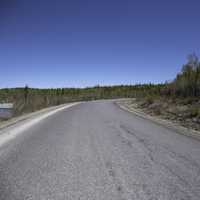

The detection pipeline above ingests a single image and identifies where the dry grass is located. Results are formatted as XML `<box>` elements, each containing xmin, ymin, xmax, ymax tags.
<box><xmin>132</xmin><ymin>96</ymin><xmax>200</xmax><ymax>131</ymax></box>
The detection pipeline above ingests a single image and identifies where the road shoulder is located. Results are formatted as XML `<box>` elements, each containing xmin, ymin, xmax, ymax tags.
<box><xmin>116</xmin><ymin>99</ymin><xmax>200</xmax><ymax>140</ymax></box>
<box><xmin>0</xmin><ymin>102</ymin><xmax>80</xmax><ymax>147</ymax></box>
<box><xmin>0</xmin><ymin>103</ymin><xmax>79</xmax><ymax>131</ymax></box>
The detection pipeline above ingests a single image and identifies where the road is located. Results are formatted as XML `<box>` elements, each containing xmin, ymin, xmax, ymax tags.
<box><xmin>0</xmin><ymin>101</ymin><xmax>200</xmax><ymax>200</ymax></box>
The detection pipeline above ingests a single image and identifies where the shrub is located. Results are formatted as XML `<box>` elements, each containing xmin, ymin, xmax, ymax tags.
<box><xmin>145</xmin><ymin>96</ymin><xmax>154</xmax><ymax>105</ymax></box>
<box><xmin>189</xmin><ymin>107</ymin><xmax>200</xmax><ymax>118</ymax></box>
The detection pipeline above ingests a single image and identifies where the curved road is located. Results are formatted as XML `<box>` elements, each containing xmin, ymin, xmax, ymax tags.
<box><xmin>0</xmin><ymin>101</ymin><xmax>200</xmax><ymax>200</ymax></box>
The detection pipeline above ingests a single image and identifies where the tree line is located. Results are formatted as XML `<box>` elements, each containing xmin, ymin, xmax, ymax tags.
<box><xmin>0</xmin><ymin>84</ymin><xmax>164</xmax><ymax>115</ymax></box>
<box><xmin>169</xmin><ymin>54</ymin><xmax>200</xmax><ymax>97</ymax></box>
<box><xmin>0</xmin><ymin>54</ymin><xmax>199</xmax><ymax>116</ymax></box>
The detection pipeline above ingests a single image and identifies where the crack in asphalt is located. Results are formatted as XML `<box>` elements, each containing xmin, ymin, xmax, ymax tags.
<box><xmin>119</xmin><ymin>124</ymin><xmax>200</xmax><ymax>199</ymax></box>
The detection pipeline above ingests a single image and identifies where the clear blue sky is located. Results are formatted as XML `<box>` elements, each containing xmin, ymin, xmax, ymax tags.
<box><xmin>0</xmin><ymin>0</ymin><xmax>200</xmax><ymax>88</ymax></box>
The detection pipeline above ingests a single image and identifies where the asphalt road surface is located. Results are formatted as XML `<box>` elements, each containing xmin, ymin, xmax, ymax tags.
<box><xmin>0</xmin><ymin>101</ymin><xmax>200</xmax><ymax>200</ymax></box>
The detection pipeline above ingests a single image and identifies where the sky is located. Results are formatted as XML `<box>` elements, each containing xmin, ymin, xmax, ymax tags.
<box><xmin>0</xmin><ymin>0</ymin><xmax>200</xmax><ymax>88</ymax></box>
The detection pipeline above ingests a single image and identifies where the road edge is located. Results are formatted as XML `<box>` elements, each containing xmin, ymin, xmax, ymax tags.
<box><xmin>115</xmin><ymin>101</ymin><xmax>200</xmax><ymax>141</ymax></box>
<box><xmin>0</xmin><ymin>102</ymin><xmax>80</xmax><ymax>147</ymax></box>
<box><xmin>0</xmin><ymin>103</ymin><xmax>80</xmax><ymax>131</ymax></box>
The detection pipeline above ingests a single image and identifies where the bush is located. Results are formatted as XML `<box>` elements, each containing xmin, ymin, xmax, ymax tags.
<box><xmin>145</xmin><ymin>96</ymin><xmax>154</xmax><ymax>105</ymax></box>
<box><xmin>189</xmin><ymin>107</ymin><xmax>200</xmax><ymax>118</ymax></box>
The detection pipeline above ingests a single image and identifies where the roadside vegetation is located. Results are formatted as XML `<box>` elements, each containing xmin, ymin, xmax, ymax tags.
<box><xmin>121</xmin><ymin>54</ymin><xmax>200</xmax><ymax>131</ymax></box>
<box><xmin>0</xmin><ymin>54</ymin><xmax>200</xmax><ymax>130</ymax></box>
<box><xmin>0</xmin><ymin>84</ymin><xmax>164</xmax><ymax>117</ymax></box>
